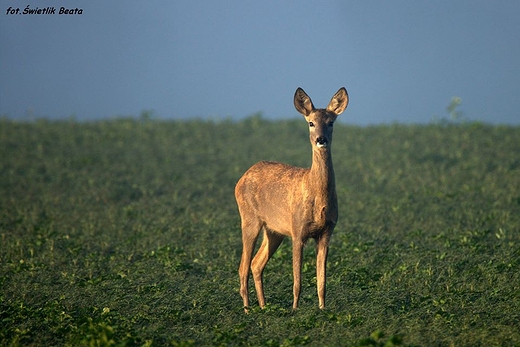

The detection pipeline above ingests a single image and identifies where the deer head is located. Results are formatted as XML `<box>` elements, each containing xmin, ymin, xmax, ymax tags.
<box><xmin>294</xmin><ymin>87</ymin><xmax>349</xmax><ymax>150</ymax></box>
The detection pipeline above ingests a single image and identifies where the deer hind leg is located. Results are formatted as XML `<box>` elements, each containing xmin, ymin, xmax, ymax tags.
<box><xmin>251</xmin><ymin>229</ymin><xmax>284</xmax><ymax>308</ymax></box>
<box><xmin>238</xmin><ymin>218</ymin><xmax>262</xmax><ymax>311</ymax></box>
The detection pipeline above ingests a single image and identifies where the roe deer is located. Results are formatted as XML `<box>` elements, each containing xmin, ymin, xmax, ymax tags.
<box><xmin>235</xmin><ymin>87</ymin><xmax>349</xmax><ymax>310</ymax></box>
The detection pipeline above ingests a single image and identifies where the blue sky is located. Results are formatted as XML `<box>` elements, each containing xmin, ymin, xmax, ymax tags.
<box><xmin>1</xmin><ymin>1</ymin><xmax>519</xmax><ymax>125</ymax></box>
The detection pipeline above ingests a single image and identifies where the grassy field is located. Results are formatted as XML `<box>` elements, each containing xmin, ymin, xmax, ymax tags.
<box><xmin>1</xmin><ymin>116</ymin><xmax>519</xmax><ymax>346</ymax></box>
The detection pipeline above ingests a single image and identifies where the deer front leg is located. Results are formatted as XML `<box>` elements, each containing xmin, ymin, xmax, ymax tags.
<box><xmin>316</xmin><ymin>235</ymin><xmax>330</xmax><ymax>309</ymax></box>
<box><xmin>292</xmin><ymin>240</ymin><xmax>304</xmax><ymax>309</ymax></box>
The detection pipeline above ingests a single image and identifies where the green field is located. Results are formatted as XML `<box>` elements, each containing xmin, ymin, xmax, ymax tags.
<box><xmin>1</xmin><ymin>117</ymin><xmax>519</xmax><ymax>346</ymax></box>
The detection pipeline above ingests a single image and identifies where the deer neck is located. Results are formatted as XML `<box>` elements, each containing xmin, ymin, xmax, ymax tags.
<box><xmin>308</xmin><ymin>148</ymin><xmax>335</xmax><ymax>196</ymax></box>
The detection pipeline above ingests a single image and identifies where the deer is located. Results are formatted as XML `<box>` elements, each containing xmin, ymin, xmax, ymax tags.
<box><xmin>235</xmin><ymin>87</ymin><xmax>349</xmax><ymax>311</ymax></box>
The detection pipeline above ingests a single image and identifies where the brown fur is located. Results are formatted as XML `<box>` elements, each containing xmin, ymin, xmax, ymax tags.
<box><xmin>235</xmin><ymin>87</ymin><xmax>349</xmax><ymax>310</ymax></box>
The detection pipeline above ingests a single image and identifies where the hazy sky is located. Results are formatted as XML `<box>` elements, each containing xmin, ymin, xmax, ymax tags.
<box><xmin>1</xmin><ymin>1</ymin><xmax>519</xmax><ymax>125</ymax></box>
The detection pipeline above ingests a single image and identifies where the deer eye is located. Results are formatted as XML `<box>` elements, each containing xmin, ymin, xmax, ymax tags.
<box><xmin>308</xmin><ymin>121</ymin><xmax>315</xmax><ymax>127</ymax></box>
<box><xmin>328</xmin><ymin>121</ymin><xmax>334</xmax><ymax>127</ymax></box>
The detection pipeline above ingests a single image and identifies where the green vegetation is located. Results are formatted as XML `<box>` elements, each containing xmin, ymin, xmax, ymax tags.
<box><xmin>1</xmin><ymin>116</ymin><xmax>519</xmax><ymax>346</ymax></box>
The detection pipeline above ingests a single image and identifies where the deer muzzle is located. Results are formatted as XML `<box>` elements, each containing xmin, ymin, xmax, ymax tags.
<box><xmin>316</xmin><ymin>136</ymin><xmax>328</xmax><ymax>148</ymax></box>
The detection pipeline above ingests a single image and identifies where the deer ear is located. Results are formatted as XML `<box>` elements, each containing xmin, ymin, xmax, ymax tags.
<box><xmin>326</xmin><ymin>87</ymin><xmax>349</xmax><ymax>115</ymax></box>
<box><xmin>294</xmin><ymin>87</ymin><xmax>315</xmax><ymax>116</ymax></box>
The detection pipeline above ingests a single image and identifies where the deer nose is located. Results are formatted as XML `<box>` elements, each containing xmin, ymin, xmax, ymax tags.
<box><xmin>316</xmin><ymin>137</ymin><xmax>328</xmax><ymax>147</ymax></box>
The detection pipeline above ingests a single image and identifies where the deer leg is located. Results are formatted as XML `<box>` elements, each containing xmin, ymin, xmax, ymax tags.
<box><xmin>251</xmin><ymin>230</ymin><xmax>284</xmax><ymax>308</ymax></box>
<box><xmin>316</xmin><ymin>235</ymin><xmax>330</xmax><ymax>309</ymax></box>
<box><xmin>238</xmin><ymin>220</ymin><xmax>262</xmax><ymax>311</ymax></box>
<box><xmin>292</xmin><ymin>240</ymin><xmax>304</xmax><ymax>309</ymax></box>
